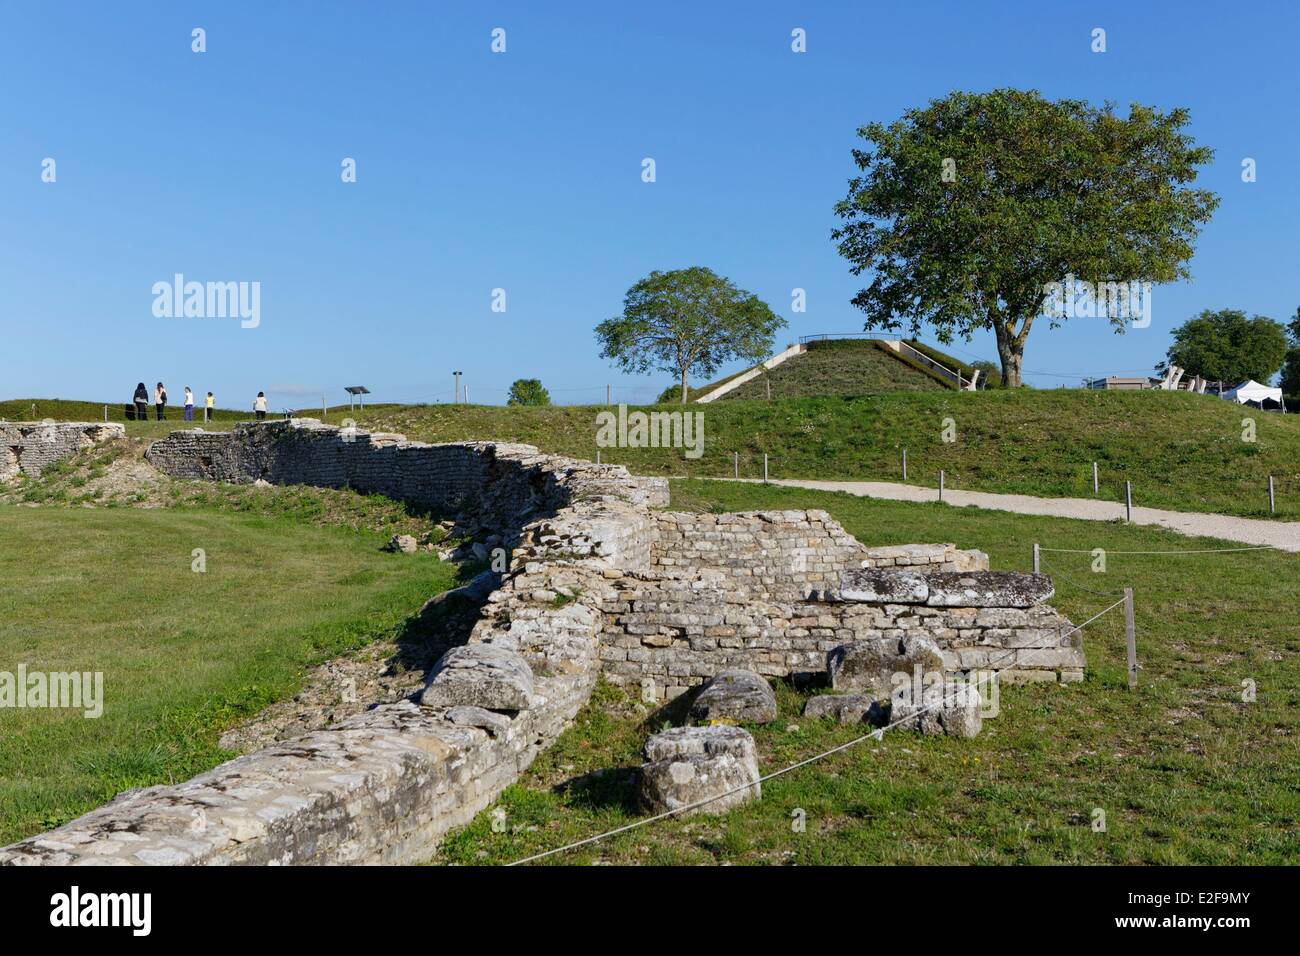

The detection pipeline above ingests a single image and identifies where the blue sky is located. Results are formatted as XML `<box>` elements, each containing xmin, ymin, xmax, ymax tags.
<box><xmin>2</xmin><ymin>1</ymin><xmax>1297</xmax><ymax>408</ymax></box>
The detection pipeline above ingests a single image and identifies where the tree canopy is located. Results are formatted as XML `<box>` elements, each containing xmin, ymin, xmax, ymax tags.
<box><xmin>1162</xmin><ymin>309</ymin><xmax>1288</xmax><ymax>384</ymax></box>
<box><xmin>506</xmin><ymin>378</ymin><xmax>551</xmax><ymax>407</ymax></box>
<box><xmin>596</xmin><ymin>267</ymin><xmax>785</xmax><ymax>403</ymax></box>
<box><xmin>1278</xmin><ymin>307</ymin><xmax>1300</xmax><ymax>397</ymax></box>
<box><xmin>833</xmin><ymin>88</ymin><xmax>1219</xmax><ymax>386</ymax></box>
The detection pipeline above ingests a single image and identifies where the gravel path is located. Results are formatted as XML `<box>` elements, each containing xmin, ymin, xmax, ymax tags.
<box><xmin>719</xmin><ymin>478</ymin><xmax>1300</xmax><ymax>553</ymax></box>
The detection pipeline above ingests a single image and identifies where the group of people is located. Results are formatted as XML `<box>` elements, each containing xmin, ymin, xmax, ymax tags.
<box><xmin>131</xmin><ymin>383</ymin><xmax>270</xmax><ymax>422</ymax></box>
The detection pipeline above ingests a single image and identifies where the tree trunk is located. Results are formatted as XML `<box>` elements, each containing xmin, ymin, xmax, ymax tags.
<box><xmin>680</xmin><ymin>367</ymin><xmax>689</xmax><ymax>404</ymax></box>
<box><xmin>994</xmin><ymin>325</ymin><xmax>1024</xmax><ymax>388</ymax></box>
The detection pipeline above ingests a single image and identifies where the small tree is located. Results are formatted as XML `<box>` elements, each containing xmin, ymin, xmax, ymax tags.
<box><xmin>1161</xmin><ymin>310</ymin><xmax>1288</xmax><ymax>384</ymax></box>
<box><xmin>833</xmin><ymin>89</ymin><xmax>1219</xmax><ymax>387</ymax></box>
<box><xmin>596</xmin><ymin>267</ymin><xmax>785</xmax><ymax>404</ymax></box>
<box><xmin>507</xmin><ymin>378</ymin><xmax>551</xmax><ymax>407</ymax></box>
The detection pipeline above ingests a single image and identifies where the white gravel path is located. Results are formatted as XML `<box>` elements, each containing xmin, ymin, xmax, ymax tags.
<box><xmin>715</xmin><ymin>478</ymin><xmax>1300</xmax><ymax>553</ymax></box>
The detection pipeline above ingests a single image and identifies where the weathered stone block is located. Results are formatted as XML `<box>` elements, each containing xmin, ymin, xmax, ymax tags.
<box><xmin>889</xmin><ymin>682</ymin><xmax>982</xmax><ymax>737</ymax></box>
<box><xmin>827</xmin><ymin>634</ymin><xmax>945</xmax><ymax>694</ymax></box>
<box><xmin>420</xmin><ymin>644</ymin><xmax>535</xmax><ymax>711</ymax></box>
<box><xmin>838</xmin><ymin>568</ymin><xmax>929</xmax><ymax>604</ymax></box>
<box><xmin>689</xmin><ymin>669</ymin><xmax>777</xmax><ymax>724</ymax></box>
<box><xmin>638</xmin><ymin>726</ymin><xmax>761</xmax><ymax>817</ymax></box>
<box><xmin>803</xmin><ymin>694</ymin><xmax>883</xmax><ymax>725</ymax></box>
<box><xmin>923</xmin><ymin>572</ymin><xmax>1054</xmax><ymax>608</ymax></box>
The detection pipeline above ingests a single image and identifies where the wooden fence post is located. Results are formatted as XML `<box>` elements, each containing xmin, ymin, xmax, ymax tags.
<box><xmin>1124</xmin><ymin>588</ymin><xmax>1137</xmax><ymax>690</ymax></box>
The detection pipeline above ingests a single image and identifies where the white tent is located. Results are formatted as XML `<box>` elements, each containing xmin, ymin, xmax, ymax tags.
<box><xmin>1222</xmin><ymin>380</ymin><xmax>1286</xmax><ymax>410</ymax></box>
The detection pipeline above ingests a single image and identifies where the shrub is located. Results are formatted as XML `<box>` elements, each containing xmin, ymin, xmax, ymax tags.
<box><xmin>507</xmin><ymin>379</ymin><xmax>551</xmax><ymax>407</ymax></box>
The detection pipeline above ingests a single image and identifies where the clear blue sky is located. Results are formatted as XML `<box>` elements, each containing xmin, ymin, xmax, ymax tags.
<box><xmin>2</xmin><ymin>1</ymin><xmax>1297</xmax><ymax>408</ymax></box>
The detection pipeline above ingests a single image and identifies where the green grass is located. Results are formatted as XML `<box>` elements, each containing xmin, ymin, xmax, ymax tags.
<box><xmin>15</xmin><ymin>389</ymin><xmax>1300</xmax><ymax>519</ymax></box>
<box><xmin>338</xmin><ymin>389</ymin><xmax>1300</xmax><ymax>520</ymax></box>
<box><xmin>718</xmin><ymin>339</ymin><xmax>947</xmax><ymax>400</ymax></box>
<box><xmin>0</xmin><ymin>505</ymin><xmax>456</xmax><ymax>845</ymax></box>
<box><xmin>438</xmin><ymin>478</ymin><xmax>1300</xmax><ymax>866</ymax></box>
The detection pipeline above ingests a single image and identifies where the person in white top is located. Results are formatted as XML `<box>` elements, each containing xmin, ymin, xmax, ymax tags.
<box><xmin>254</xmin><ymin>391</ymin><xmax>268</xmax><ymax>421</ymax></box>
<box><xmin>183</xmin><ymin>387</ymin><xmax>194</xmax><ymax>422</ymax></box>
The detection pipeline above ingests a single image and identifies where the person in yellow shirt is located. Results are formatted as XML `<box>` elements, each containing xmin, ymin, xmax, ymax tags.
<box><xmin>204</xmin><ymin>391</ymin><xmax>215</xmax><ymax>423</ymax></box>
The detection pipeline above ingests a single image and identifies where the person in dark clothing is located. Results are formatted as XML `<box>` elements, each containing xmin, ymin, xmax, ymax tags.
<box><xmin>133</xmin><ymin>383</ymin><xmax>148</xmax><ymax>422</ymax></box>
<box><xmin>155</xmin><ymin>382</ymin><xmax>167</xmax><ymax>420</ymax></box>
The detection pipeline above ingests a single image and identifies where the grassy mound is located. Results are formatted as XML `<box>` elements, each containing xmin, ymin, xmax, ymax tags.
<box><xmin>716</xmin><ymin>339</ymin><xmax>947</xmax><ymax>400</ymax></box>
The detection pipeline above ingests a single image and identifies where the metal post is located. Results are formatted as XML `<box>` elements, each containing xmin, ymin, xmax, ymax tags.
<box><xmin>596</xmin><ymin>449</ymin><xmax>600</xmax><ymax>465</ymax></box>
<box><xmin>763</xmin><ymin>453</ymin><xmax>769</xmax><ymax>484</ymax></box>
<box><xmin>1032</xmin><ymin>543</ymin><xmax>1040</xmax><ymax>574</ymax></box>
<box><xmin>902</xmin><ymin>448</ymin><xmax>908</xmax><ymax>481</ymax></box>
<box><xmin>939</xmin><ymin>469</ymin><xmax>945</xmax><ymax>501</ymax></box>
<box><xmin>734</xmin><ymin>451</ymin><xmax>738</xmax><ymax>479</ymax></box>
<box><xmin>1269</xmin><ymin>475</ymin><xmax>1275</xmax><ymax>514</ymax></box>
<box><xmin>1092</xmin><ymin>461</ymin><xmax>1099</xmax><ymax>495</ymax></box>
<box><xmin>1125</xmin><ymin>481</ymin><xmax>1132</xmax><ymax>521</ymax></box>
<box><xmin>1124</xmin><ymin>588</ymin><xmax>1137</xmax><ymax>690</ymax></box>
<box><xmin>606</xmin><ymin>384</ymin><xmax>611</xmax><ymax>406</ymax></box>
<box><xmin>103</xmin><ymin>405</ymin><xmax>108</xmax><ymax>423</ymax></box>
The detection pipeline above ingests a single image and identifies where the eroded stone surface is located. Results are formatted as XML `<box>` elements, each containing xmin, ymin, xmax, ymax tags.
<box><xmin>688</xmin><ymin>670</ymin><xmax>777</xmax><ymax>724</ymax></box>
<box><xmin>0</xmin><ymin>422</ymin><xmax>123</xmax><ymax>481</ymax></box>
<box><xmin>639</xmin><ymin>726</ymin><xmax>761</xmax><ymax>817</ymax></box>
<box><xmin>889</xmin><ymin>682</ymin><xmax>983</xmax><ymax>737</ymax></box>
<box><xmin>420</xmin><ymin>644</ymin><xmax>535</xmax><ymax>711</ymax></box>
<box><xmin>828</xmin><ymin>635</ymin><xmax>945</xmax><ymax>695</ymax></box>
<box><xmin>803</xmin><ymin>694</ymin><xmax>883</xmax><ymax>725</ymax></box>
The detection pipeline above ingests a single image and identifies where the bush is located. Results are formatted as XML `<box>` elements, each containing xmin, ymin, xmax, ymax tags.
<box><xmin>506</xmin><ymin>379</ymin><xmax>551</xmax><ymax>407</ymax></box>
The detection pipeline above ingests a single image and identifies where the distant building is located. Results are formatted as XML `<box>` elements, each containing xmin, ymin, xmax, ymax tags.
<box><xmin>1083</xmin><ymin>376</ymin><xmax>1154</xmax><ymax>391</ymax></box>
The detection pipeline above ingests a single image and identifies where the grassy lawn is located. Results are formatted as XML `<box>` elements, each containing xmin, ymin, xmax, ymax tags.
<box><xmin>719</xmin><ymin>339</ymin><xmax>947</xmax><ymax>400</ymax></box>
<box><xmin>0</xmin><ymin>505</ymin><xmax>455</xmax><ymax>846</ymax></box>
<box><xmin>438</xmin><ymin>478</ymin><xmax>1300</xmax><ymax>865</ymax></box>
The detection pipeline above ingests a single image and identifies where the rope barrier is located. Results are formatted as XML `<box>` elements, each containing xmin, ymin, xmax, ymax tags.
<box><xmin>507</xmin><ymin>594</ymin><xmax>1131</xmax><ymax>866</ymax></box>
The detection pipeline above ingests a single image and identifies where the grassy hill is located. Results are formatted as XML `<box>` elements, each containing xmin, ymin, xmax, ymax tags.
<box><xmin>339</xmin><ymin>389</ymin><xmax>1300</xmax><ymax>520</ymax></box>
<box><xmin>715</xmin><ymin>339</ymin><xmax>948</xmax><ymax>400</ymax></box>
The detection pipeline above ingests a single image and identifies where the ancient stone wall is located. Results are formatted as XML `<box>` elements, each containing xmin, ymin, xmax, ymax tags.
<box><xmin>598</xmin><ymin>512</ymin><xmax>1078</xmax><ymax>700</ymax></box>
<box><xmin>2</xmin><ymin>419</ymin><xmax>1080</xmax><ymax>866</ymax></box>
<box><xmin>0</xmin><ymin>421</ymin><xmax>124</xmax><ymax>481</ymax></box>
<box><xmin>1</xmin><ymin>420</ymin><xmax>665</xmax><ymax>865</ymax></box>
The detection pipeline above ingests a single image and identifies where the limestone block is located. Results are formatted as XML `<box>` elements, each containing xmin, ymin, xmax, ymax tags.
<box><xmin>838</xmin><ymin>569</ymin><xmax>930</xmax><ymax>604</ymax></box>
<box><xmin>638</xmin><ymin>726</ymin><xmax>761</xmax><ymax>817</ymax></box>
<box><xmin>688</xmin><ymin>669</ymin><xmax>777</xmax><ymax>724</ymax></box>
<box><xmin>923</xmin><ymin>572</ymin><xmax>1054</xmax><ymax>608</ymax></box>
<box><xmin>889</xmin><ymin>682</ymin><xmax>982</xmax><ymax>737</ymax></box>
<box><xmin>420</xmin><ymin>644</ymin><xmax>535</xmax><ymax>711</ymax></box>
<box><xmin>827</xmin><ymin>634</ymin><xmax>945</xmax><ymax>694</ymax></box>
<box><xmin>803</xmin><ymin>694</ymin><xmax>883</xmax><ymax>725</ymax></box>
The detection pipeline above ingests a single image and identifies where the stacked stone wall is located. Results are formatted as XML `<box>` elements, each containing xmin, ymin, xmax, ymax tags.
<box><xmin>0</xmin><ymin>421</ymin><xmax>124</xmax><ymax>481</ymax></box>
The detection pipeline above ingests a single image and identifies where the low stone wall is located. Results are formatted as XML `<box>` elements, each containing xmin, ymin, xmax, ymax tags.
<box><xmin>0</xmin><ymin>421</ymin><xmax>123</xmax><ymax>480</ymax></box>
<box><xmin>1</xmin><ymin>420</ymin><xmax>664</xmax><ymax>865</ymax></box>
<box><xmin>599</xmin><ymin>513</ymin><xmax>1076</xmax><ymax>700</ymax></box>
<box><xmin>1</xmin><ymin>419</ymin><xmax>1080</xmax><ymax>865</ymax></box>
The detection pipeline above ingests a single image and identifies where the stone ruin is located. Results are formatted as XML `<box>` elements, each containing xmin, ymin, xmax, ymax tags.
<box><xmin>0</xmin><ymin>418</ymin><xmax>1083</xmax><ymax>865</ymax></box>
<box><xmin>0</xmin><ymin>421</ymin><xmax>124</xmax><ymax>482</ymax></box>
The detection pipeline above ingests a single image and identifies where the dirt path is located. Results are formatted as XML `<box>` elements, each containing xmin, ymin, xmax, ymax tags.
<box><xmin>715</xmin><ymin>478</ymin><xmax>1300</xmax><ymax>553</ymax></box>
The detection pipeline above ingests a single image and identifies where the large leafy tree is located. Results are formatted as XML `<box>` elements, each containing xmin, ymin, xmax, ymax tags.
<box><xmin>597</xmin><ymin>267</ymin><xmax>785</xmax><ymax>403</ymax></box>
<box><xmin>833</xmin><ymin>89</ymin><xmax>1219</xmax><ymax>386</ymax></box>
<box><xmin>1276</xmin><ymin>307</ymin><xmax>1300</xmax><ymax>397</ymax></box>
<box><xmin>1161</xmin><ymin>309</ymin><xmax>1288</xmax><ymax>384</ymax></box>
